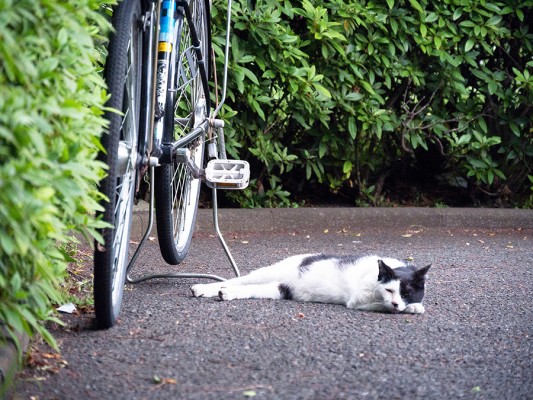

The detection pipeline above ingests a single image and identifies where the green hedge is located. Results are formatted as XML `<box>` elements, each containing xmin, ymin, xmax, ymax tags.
<box><xmin>0</xmin><ymin>0</ymin><xmax>114</xmax><ymax>355</ymax></box>
<box><xmin>212</xmin><ymin>0</ymin><xmax>533</xmax><ymax>207</ymax></box>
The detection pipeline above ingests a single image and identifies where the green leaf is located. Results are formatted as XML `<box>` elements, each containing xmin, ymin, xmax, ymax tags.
<box><xmin>486</xmin><ymin>15</ymin><xmax>502</xmax><ymax>27</ymax></box>
<box><xmin>477</xmin><ymin>118</ymin><xmax>488</xmax><ymax>133</ymax></box>
<box><xmin>238</xmin><ymin>55</ymin><xmax>255</xmax><ymax>64</ymax></box>
<box><xmin>469</xmin><ymin>159</ymin><xmax>488</xmax><ymax>169</ymax></box>
<box><xmin>386</xmin><ymin>0</ymin><xmax>394</xmax><ymax>9</ymax></box>
<box><xmin>313</xmin><ymin>83</ymin><xmax>332</xmax><ymax>99</ymax></box>
<box><xmin>409</xmin><ymin>0</ymin><xmax>424</xmax><ymax>14</ymax></box>
<box><xmin>488</xmin><ymin>81</ymin><xmax>498</xmax><ymax>95</ymax></box>
<box><xmin>0</xmin><ymin>235</ymin><xmax>16</xmax><ymax>255</ymax></box>
<box><xmin>483</xmin><ymin>3</ymin><xmax>502</xmax><ymax>13</ymax></box>
<box><xmin>487</xmin><ymin>170</ymin><xmax>494</xmax><ymax>185</ymax></box>
<box><xmin>348</xmin><ymin>117</ymin><xmax>357</xmax><ymax>140</ymax></box>
<box><xmin>494</xmin><ymin>168</ymin><xmax>506</xmax><ymax>180</ymax></box>
<box><xmin>465</xmin><ymin>39</ymin><xmax>475</xmax><ymax>52</ymax></box>
<box><xmin>420</xmin><ymin>24</ymin><xmax>427</xmax><ymax>37</ymax></box>
<box><xmin>391</xmin><ymin>18</ymin><xmax>398</xmax><ymax>35</ymax></box>
<box><xmin>319</xmin><ymin>141</ymin><xmax>327</xmax><ymax>158</ymax></box>
<box><xmin>343</xmin><ymin>160</ymin><xmax>353</xmax><ymax>174</ymax></box>
<box><xmin>425</xmin><ymin>13</ymin><xmax>438</xmax><ymax>23</ymax></box>
<box><xmin>460</xmin><ymin>20</ymin><xmax>476</xmax><ymax>28</ymax></box>
<box><xmin>345</xmin><ymin>92</ymin><xmax>364</xmax><ymax>102</ymax></box>
<box><xmin>242</xmin><ymin>67</ymin><xmax>260</xmax><ymax>85</ymax></box>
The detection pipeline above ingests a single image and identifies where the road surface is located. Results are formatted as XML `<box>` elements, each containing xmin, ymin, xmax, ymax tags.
<box><xmin>9</xmin><ymin>208</ymin><xmax>533</xmax><ymax>400</ymax></box>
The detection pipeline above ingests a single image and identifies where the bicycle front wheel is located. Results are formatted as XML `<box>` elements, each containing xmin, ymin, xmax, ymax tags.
<box><xmin>155</xmin><ymin>0</ymin><xmax>210</xmax><ymax>265</ymax></box>
<box><xmin>94</xmin><ymin>0</ymin><xmax>142</xmax><ymax>329</ymax></box>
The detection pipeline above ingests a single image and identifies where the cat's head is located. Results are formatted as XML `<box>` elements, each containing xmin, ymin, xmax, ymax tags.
<box><xmin>377</xmin><ymin>260</ymin><xmax>431</xmax><ymax>313</ymax></box>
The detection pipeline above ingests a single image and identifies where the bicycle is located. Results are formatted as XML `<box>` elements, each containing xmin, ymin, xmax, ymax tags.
<box><xmin>94</xmin><ymin>0</ymin><xmax>249</xmax><ymax>329</ymax></box>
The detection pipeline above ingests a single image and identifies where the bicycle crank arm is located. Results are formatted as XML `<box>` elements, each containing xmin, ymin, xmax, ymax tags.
<box><xmin>174</xmin><ymin>147</ymin><xmax>203</xmax><ymax>180</ymax></box>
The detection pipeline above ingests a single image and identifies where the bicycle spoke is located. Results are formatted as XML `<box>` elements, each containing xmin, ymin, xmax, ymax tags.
<box><xmin>171</xmin><ymin>164</ymin><xmax>190</xmax><ymax>238</ymax></box>
<box><xmin>154</xmin><ymin>0</ymin><xmax>208</xmax><ymax>265</ymax></box>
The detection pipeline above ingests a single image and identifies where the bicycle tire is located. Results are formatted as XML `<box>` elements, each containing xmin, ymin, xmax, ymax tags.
<box><xmin>94</xmin><ymin>0</ymin><xmax>143</xmax><ymax>329</ymax></box>
<box><xmin>155</xmin><ymin>0</ymin><xmax>210</xmax><ymax>265</ymax></box>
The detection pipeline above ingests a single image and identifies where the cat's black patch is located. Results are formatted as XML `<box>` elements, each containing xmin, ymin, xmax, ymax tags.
<box><xmin>334</xmin><ymin>255</ymin><xmax>362</xmax><ymax>270</ymax></box>
<box><xmin>377</xmin><ymin>260</ymin><xmax>397</xmax><ymax>283</ymax></box>
<box><xmin>299</xmin><ymin>254</ymin><xmax>361</xmax><ymax>275</ymax></box>
<box><xmin>298</xmin><ymin>254</ymin><xmax>337</xmax><ymax>275</ymax></box>
<box><xmin>278</xmin><ymin>284</ymin><xmax>293</xmax><ymax>300</ymax></box>
<box><xmin>394</xmin><ymin>264</ymin><xmax>431</xmax><ymax>304</ymax></box>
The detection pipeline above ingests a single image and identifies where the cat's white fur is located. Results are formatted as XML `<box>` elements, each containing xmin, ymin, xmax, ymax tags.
<box><xmin>191</xmin><ymin>254</ymin><xmax>427</xmax><ymax>314</ymax></box>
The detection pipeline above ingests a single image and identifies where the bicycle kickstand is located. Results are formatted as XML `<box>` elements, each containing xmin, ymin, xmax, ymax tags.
<box><xmin>126</xmin><ymin>125</ymin><xmax>250</xmax><ymax>284</ymax></box>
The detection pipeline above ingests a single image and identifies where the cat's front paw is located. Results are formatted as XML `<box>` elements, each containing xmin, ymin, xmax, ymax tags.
<box><xmin>191</xmin><ymin>283</ymin><xmax>222</xmax><ymax>298</ymax></box>
<box><xmin>403</xmin><ymin>303</ymin><xmax>425</xmax><ymax>314</ymax></box>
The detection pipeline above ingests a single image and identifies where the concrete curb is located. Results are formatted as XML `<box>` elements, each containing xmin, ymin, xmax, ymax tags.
<box><xmin>0</xmin><ymin>330</ymin><xmax>28</xmax><ymax>399</ymax></box>
<box><xmin>193</xmin><ymin>207</ymin><xmax>533</xmax><ymax>233</ymax></box>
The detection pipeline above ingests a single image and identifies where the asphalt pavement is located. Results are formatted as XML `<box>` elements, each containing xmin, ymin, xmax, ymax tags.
<box><xmin>7</xmin><ymin>207</ymin><xmax>533</xmax><ymax>400</ymax></box>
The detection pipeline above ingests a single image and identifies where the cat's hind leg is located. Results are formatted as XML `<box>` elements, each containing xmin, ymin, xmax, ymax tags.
<box><xmin>219</xmin><ymin>283</ymin><xmax>287</xmax><ymax>301</ymax></box>
<box><xmin>192</xmin><ymin>261</ymin><xmax>297</xmax><ymax>298</ymax></box>
<box><xmin>191</xmin><ymin>267</ymin><xmax>273</xmax><ymax>298</ymax></box>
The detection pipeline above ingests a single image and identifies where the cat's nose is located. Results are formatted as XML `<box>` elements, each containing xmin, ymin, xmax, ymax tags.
<box><xmin>392</xmin><ymin>301</ymin><xmax>399</xmax><ymax>308</ymax></box>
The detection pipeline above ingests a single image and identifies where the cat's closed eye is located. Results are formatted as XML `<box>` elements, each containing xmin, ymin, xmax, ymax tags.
<box><xmin>386</xmin><ymin>289</ymin><xmax>394</xmax><ymax>294</ymax></box>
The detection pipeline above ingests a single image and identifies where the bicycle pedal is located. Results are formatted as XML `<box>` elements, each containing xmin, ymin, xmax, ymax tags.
<box><xmin>204</xmin><ymin>159</ymin><xmax>250</xmax><ymax>190</ymax></box>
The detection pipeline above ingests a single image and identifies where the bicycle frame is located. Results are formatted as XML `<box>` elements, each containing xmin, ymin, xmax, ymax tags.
<box><xmin>137</xmin><ymin>1</ymin><xmax>159</xmax><ymax>170</ymax></box>
<box><xmin>125</xmin><ymin>0</ymin><xmax>241</xmax><ymax>283</ymax></box>
<box><xmin>138</xmin><ymin>0</ymin><xmax>231</xmax><ymax>168</ymax></box>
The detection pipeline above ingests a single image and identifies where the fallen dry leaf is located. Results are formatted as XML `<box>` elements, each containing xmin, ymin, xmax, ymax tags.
<box><xmin>152</xmin><ymin>375</ymin><xmax>177</xmax><ymax>387</ymax></box>
<box><xmin>26</xmin><ymin>348</ymin><xmax>68</xmax><ymax>375</ymax></box>
<box><xmin>41</xmin><ymin>353</ymin><xmax>61</xmax><ymax>360</ymax></box>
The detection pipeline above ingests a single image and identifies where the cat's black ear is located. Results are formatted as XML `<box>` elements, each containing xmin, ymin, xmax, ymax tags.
<box><xmin>377</xmin><ymin>260</ymin><xmax>396</xmax><ymax>282</ymax></box>
<box><xmin>417</xmin><ymin>264</ymin><xmax>431</xmax><ymax>277</ymax></box>
<box><xmin>413</xmin><ymin>264</ymin><xmax>431</xmax><ymax>283</ymax></box>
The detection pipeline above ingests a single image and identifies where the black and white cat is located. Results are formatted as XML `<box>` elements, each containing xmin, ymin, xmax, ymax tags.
<box><xmin>191</xmin><ymin>254</ymin><xmax>431</xmax><ymax>314</ymax></box>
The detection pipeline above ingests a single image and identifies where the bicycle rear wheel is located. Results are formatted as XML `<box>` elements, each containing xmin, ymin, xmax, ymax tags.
<box><xmin>155</xmin><ymin>0</ymin><xmax>210</xmax><ymax>265</ymax></box>
<box><xmin>94</xmin><ymin>0</ymin><xmax>142</xmax><ymax>329</ymax></box>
